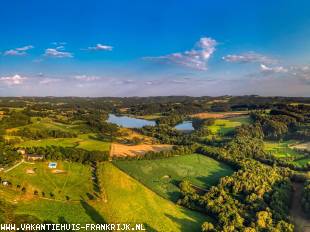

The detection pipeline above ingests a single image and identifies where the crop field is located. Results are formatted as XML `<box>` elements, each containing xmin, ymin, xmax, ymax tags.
<box><xmin>190</xmin><ymin>111</ymin><xmax>248</xmax><ymax>119</ymax></box>
<box><xmin>207</xmin><ymin>116</ymin><xmax>250</xmax><ymax>135</ymax></box>
<box><xmin>0</xmin><ymin>161</ymin><xmax>93</xmax><ymax>201</ymax></box>
<box><xmin>110</xmin><ymin>143</ymin><xmax>172</xmax><ymax>158</ymax></box>
<box><xmin>114</xmin><ymin>154</ymin><xmax>233</xmax><ymax>201</ymax></box>
<box><xmin>94</xmin><ymin>162</ymin><xmax>207</xmax><ymax>231</ymax></box>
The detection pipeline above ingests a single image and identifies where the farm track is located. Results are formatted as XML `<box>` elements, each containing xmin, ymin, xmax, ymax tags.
<box><xmin>290</xmin><ymin>182</ymin><xmax>310</xmax><ymax>232</ymax></box>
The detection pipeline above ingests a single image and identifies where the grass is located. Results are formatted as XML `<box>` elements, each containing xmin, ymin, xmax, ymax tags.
<box><xmin>264</xmin><ymin>140</ymin><xmax>310</xmax><ymax>167</ymax></box>
<box><xmin>264</xmin><ymin>141</ymin><xmax>302</xmax><ymax>159</ymax></box>
<box><xmin>114</xmin><ymin>154</ymin><xmax>233</xmax><ymax>201</ymax></box>
<box><xmin>14</xmin><ymin>200</ymin><xmax>95</xmax><ymax>225</ymax></box>
<box><xmin>16</xmin><ymin>133</ymin><xmax>110</xmax><ymax>152</ymax></box>
<box><xmin>7</xmin><ymin>117</ymin><xmax>77</xmax><ymax>134</ymax></box>
<box><xmin>207</xmin><ymin>116</ymin><xmax>250</xmax><ymax>135</ymax></box>
<box><xmin>93</xmin><ymin>162</ymin><xmax>207</xmax><ymax>231</ymax></box>
<box><xmin>0</xmin><ymin>161</ymin><xmax>93</xmax><ymax>201</ymax></box>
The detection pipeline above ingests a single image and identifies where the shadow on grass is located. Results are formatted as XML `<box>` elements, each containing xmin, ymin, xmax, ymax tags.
<box><xmin>80</xmin><ymin>199</ymin><xmax>106</xmax><ymax>224</ymax></box>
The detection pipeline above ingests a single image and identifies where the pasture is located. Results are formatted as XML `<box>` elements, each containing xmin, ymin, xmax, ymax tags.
<box><xmin>114</xmin><ymin>154</ymin><xmax>233</xmax><ymax>201</ymax></box>
<box><xmin>94</xmin><ymin>162</ymin><xmax>207</xmax><ymax>232</ymax></box>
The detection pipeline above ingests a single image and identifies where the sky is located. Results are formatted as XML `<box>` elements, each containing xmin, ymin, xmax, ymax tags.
<box><xmin>0</xmin><ymin>0</ymin><xmax>310</xmax><ymax>97</ymax></box>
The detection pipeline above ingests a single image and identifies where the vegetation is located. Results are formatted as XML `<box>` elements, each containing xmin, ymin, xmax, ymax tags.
<box><xmin>114</xmin><ymin>154</ymin><xmax>233</xmax><ymax>201</ymax></box>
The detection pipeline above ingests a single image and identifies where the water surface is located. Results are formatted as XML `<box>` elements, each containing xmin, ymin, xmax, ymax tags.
<box><xmin>107</xmin><ymin>114</ymin><xmax>156</xmax><ymax>128</ymax></box>
<box><xmin>175</xmin><ymin>121</ymin><xmax>194</xmax><ymax>131</ymax></box>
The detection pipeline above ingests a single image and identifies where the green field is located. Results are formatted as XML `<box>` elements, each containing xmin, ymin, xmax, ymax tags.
<box><xmin>0</xmin><ymin>161</ymin><xmax>93</xmax><ymax>201</ymax></box>
<box><xmin>207</xmin><ymin>116</ymin><xmax>250</xmax><ymax>136</ymax></box>
<box><xmin>114</xmin><ymin>154</ymin><xmax>233</xmax><ymax>201</ymax></box>
<box><xmin>15</xmin><ymin>200</ymin><xmax>95</xmax><ymax>225</ymax></box>
<box><xmin>264</xmin><ymin>141</ymin><xmax>310</xmax><ymax>167</ymax></box>
<box><xmin>264</xmin><ymin>141</ymin><xmax>301</xmax><ymax>158</ymax></box>
<box><xmin>93</xmin><ymin>162</ymin><xmax>207</xmax><ymax>231</ymax></box>
<box><xmin>16</xmin><ymin>134</ymin><xmax>110</xmax><ymax>152</ymax></box>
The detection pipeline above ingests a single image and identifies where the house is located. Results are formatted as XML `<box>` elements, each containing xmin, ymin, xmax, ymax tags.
<box><xmin>48</xmin><ymin>162</ymin><xmax>57</xmax><ymax>169</ymax></box>
<box><xmin>26</xmin><ymin>154</ymin><xmax>44</xmax><ymax>161</ymax></box>
<box><xmin>17</xmin><ymin>149</ymin><xmax>26</xmax><ymax>155</ymax></box>
<box><xmin>2</xmin><ymin>180</ymin><xmax>9</xmax><ymax>186</ymax></box>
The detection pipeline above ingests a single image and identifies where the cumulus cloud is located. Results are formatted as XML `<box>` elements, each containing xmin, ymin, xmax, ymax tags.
<box><xmin>144</xmin><ymin>37</ymin><xmax>217</xmax><ymax>70</ymax></box>
<box><xmin>0</xmin><ymin>74</ymin><xmax>27</xmax><ymax>85</ymax></box>
<box><xmin>85</xmin><ymin>43</ymin><xmax>113</xmax><ymax>51</ymax></box>
<box><xmin>222</xmin><ymin>52</ymin><xmax>276</xmax><ymax>64</ymax></box>
<box><xmin>3</xmin><ymin>45</ymin><xmax>34</xmax><ymax>56</ymax></box>
<box><xmin>44</xmin><ymin>48</ymin><xmax>73</xmax><ymax>58</ymax></box>
<box><xmin>260</xmin><ymin>64</ymin><xmax>288</xmax><ymax>73</ymax></box>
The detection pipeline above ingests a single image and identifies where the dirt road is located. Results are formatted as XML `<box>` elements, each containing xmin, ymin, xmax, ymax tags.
<box><xmin>290</xmin><ymin>182</ymin><xmax>310</xmax><ymax>232</ymax></box>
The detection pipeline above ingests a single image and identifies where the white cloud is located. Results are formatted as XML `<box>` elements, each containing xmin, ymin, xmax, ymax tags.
<box><xmin>44</xmin><ymin>48</ymin><xmax>73</xmax><ymax>58</ymax></box>
<box><xmin>260</xmin><ymin>64</ymin><xmax>288</xmax><ymax>73</ymax></box>
<box><xmin>85</xmin><ymin>43</ymin><xmax>113</xmax><ymax>51</ymax></box>
<box><xmin>144</xmin><ymin>37</ymin><xmax>217</xmax><ymax>70</ymax></box>
<box><xmin>222</xmin><ymin>52</ymin><xmax>276</xmax><ymax>64</ymax></box>
<box><xmin>39</xmin><ymin>78</ymin><xmax>61</xmax><ymax>85</ymax></box>
<box><xmin>0</xmin><ymin>74</ymin><xmax>27</xmax><ymax>85</ymax></box>
<box><xmin>74</xmin><ymin>75</ymin><xmax>100</xmax><ymax>81</ymax></box>
<box><xmin>3</xmin><ymin>45</ymin><xmax>34</xmax><ymax>56</ymax></box>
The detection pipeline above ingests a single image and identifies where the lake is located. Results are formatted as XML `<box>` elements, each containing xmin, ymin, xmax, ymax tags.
<box><xmin>175</xmin><ymin>121</ymin><xmax>194</xmax><ymax>131</ymax></box>
<box><xmin>107</xmin><ymin>114</ymin><xmax>156</xmax><ymax>128</ymax></box>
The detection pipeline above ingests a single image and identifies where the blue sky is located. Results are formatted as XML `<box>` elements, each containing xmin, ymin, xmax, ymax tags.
<box><xmin>1</xmin><ymin>0</ymin><xmax>310</xmax><ymax>96</ymax></box>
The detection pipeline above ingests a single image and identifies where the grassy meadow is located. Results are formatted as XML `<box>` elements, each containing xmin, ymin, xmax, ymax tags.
<box><xmin>93</xmin><ymin>162</ymin><xmax>207</xmax><ymax>231</ymax></box>
<box><xmin>114</xmin><ymin>154</ymin><xmax>233</xmax><ymax>201</ymax></box>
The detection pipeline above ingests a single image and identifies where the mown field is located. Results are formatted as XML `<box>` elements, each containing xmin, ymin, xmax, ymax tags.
<box><xmin>0</xmin><ymin>161</ymin><xmax>93</xmax><ymax>201</ymax></box>
<box><xmin>93</xmin><ymin>162</ymin><xmax>207</xmax><ymax>231</ymax></box>
<box><xmin>114</xmin><ymin>154</ymin><xmax>233</xmax><ymax>201</ymax></box>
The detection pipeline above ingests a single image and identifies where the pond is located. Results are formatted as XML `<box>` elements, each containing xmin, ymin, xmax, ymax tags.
<box><xmin>174</xmin><ymin>121</ymin><xmax>194</xmax><ymax>131</ymax></box>
<box><xmin>107</xmin><ymin>114</ymin><xmax>156</xmax><ymax>128</ymax></box>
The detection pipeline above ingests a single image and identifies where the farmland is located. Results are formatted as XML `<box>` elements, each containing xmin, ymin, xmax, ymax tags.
<box><xmin>110</xmin><ymin>143</ymin><xmax>172</xmax><ymax>158</ymax></box>
<box><xmin>114</xmin><ymin>154</ymin><xmax>233</xmax><ymax>201</ymax></box>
